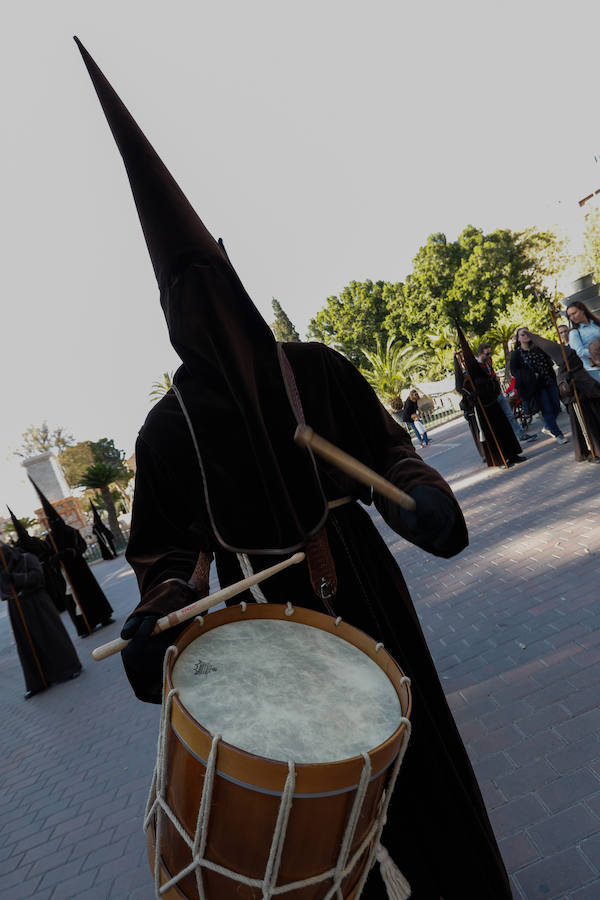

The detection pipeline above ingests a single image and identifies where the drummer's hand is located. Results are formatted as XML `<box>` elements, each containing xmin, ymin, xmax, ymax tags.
<box><xmin>393</xmin><ymin>484</ymin><xmax>464</xmax><ymax>558</ymax></box>
<box><xmin>121</xmin><ymin>614</ymin><xmax>170</xmax><ymax>705</ymax></box>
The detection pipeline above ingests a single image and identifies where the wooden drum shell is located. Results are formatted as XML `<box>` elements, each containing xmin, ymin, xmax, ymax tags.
<box><xmin>147</xmin><ymin>603</ymin><xmax>411</xmax><ymax>900</ymax></box>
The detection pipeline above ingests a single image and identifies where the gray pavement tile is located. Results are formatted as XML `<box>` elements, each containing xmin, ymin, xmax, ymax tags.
<box><xmin>495</xmin><ymin>759</ymin><xmax>558</xmax><ymax>801</ymax></box>
<box><xmin>490</xmin><ymin>794</ymin><xmax>548</xmax><ymax>839</ymax></box>
<box><xmin>528</xmin><ymin>804</ymin><xmax>600</xmax><ymax>855</ymax></box>
<box><xmin>514</xmin><ymin>703</ymin><xmax>573</xmax><ymax>738</ymax></box>
<box><xmin>556</xmin><ymin>709</ymin><xmax>600</xmax><ymax>744</ymax></box>
<box><xmin>514</xmin><ymin>849</ymin><xmax>596</xmax><ymax>900</ymax></box>
<box><xmin>580</xmin><ymin>831</ymin><xmax>600</xmax><ymax>871</ymax></box>
<box><xmin>536</xmin><ymin>769</ymin><xmax>600</xmax><ymax>813</ymax></box>
<box><xmin>49</xmin><ymin>868</ymin><xmax>98</xmax><ymax>899</ymax></box>
<box><xmin>548</xmin><ymin>734</ymin><xmax>600</xmax><ymax>775</ymax></box>
<box><xmin>499</xmin><ymin>831</ymin><xmax>541</xmax><ymax>872</ymax></box>
<box><xmin>507</xmin><ymin>730</ymin><xmax>568</xmax><ymax>768</ymax></box>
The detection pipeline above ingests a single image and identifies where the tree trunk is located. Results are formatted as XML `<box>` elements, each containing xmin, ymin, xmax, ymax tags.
<box><xmin>99</xmin><ymin>485</ymin><xmax>124</xmax><ymax>544</ymax></box>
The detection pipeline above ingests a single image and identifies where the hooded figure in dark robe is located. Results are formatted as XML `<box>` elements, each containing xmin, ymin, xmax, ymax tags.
<box><xmin>90</xmin><ymin>500</ymin><xmax>117</xmax><ymax>559</ymax></box>
<box><xmin>29</xmin><ymin>479</ymin><xmax>113</xmax><ymax>635</ymax></box>
<box><xmin>75</xmin><ymin>38</ymin><xmax>512</xmax><ymax>900</ymax></box>
<box><xmin>455</xmin><ymin>324</ymin><xmax>523</xmax><ymax>468</ymax></box>
<box><xmin>530</xmin><ymin>333</ymin><xmax>600</xmax><ymax>462</ymax></box>
<box><xmin>7</xmin><ymin>506</ymin><xmax>68</xmax><ymax>612</ymax></box>
<box><xmin>453</xmin><ymin>352</ymin><xmax>486</xmax><ymax>463</ymax></box>
<box><xmin>0</xmin><ymin>543</ymin><xmax>81</xmax><ymax>698</ymax></box>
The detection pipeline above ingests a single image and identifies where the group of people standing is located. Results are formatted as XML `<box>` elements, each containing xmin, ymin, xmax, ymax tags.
<box><xmin>0</xmin><ymin>484</ymin><xmax>117</xmax><ymax>700</ymax></box>
<box><xmin>455</xmin><ymin>300</ymin><xmax>600</xmax><ymax>468</ymax></box>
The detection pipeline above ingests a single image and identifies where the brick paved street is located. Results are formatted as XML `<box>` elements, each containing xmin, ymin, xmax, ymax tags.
<box><xmin>1</xmin><ymin>410</ymin><xmax>599</xmax><ymax>899</ymax></box>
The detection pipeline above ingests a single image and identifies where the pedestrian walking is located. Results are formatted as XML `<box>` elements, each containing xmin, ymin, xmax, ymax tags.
<box><xmin>401</xmin><ymin>388</ymin><xmax>430</xmax><ymax>446</ymax></box>
<box><xmin>510</xmin><ymin>327</ymin><xmax>568</xmax><ymax>445</ymax></box>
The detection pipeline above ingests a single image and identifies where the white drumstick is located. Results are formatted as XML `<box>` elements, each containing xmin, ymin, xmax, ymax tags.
<box><xmin>92</xmin><ymin>552</ymin><xmax>306</xmax><ymax>661</ymax></box>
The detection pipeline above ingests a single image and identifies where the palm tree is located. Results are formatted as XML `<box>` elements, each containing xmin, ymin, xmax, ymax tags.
<box><xmin>2</xmin><ymin>516</ymin><xmax>37</xmax><ymax>539</ymax></box>
<box><xmin>78</xmin><ymin>463</ymin><xmax>124</xmax><ymax>543</ymax></box>
<box><xmin>149</xmin><ymin>371</ymin><xmax>174</xmax><ymax>402</ymax></box>
<box><xmin>485</xmin><ymin>322</ymin><xmax>516</xmax><ymax>383</ymax></box>
<box><xmin>361</xmin><ymin>336</ymin><xmax>428</xmax><ymax>408</ymax></box>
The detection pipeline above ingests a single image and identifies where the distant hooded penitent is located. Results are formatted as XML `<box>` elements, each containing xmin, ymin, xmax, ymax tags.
<box><xmin>29</xmin><ymin>478</ymin><xmax>113</xmax><ymax>634</ymax></box>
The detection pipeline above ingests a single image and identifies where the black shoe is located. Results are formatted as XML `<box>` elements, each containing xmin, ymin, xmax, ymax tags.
<box><xmin>24</xmin><ymin>688</ymin><xmax>45</xmax><ymax>700</ymax></box>
<box><xmin>513</xmin><ymin>455</ymin><xmax>527</xmax><ymax>463</ymax></box>
<box><xmin>101</xmin><ymin>618</ymin><xmax>114</xmax><ymax>627</ymax></box>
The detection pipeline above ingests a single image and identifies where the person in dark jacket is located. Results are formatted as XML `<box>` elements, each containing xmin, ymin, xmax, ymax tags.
<box><xmin>0</xmin><ymin>543</ymin><xmax>82</xmax><ymax>698</ymax></box>
<box><xmin>510</xmin><ymin>327</ymin><xmax>568</xmax><ymax>445</ymax></box>
<box><xmin>530</xmin><ymin>332</ymin><xmax>600</xmax><ymax>463</ymax></box>
<box><xmin>401</xmin><ymin>388</ymin><xmax>430</xmax><ymax>446</ymax></box>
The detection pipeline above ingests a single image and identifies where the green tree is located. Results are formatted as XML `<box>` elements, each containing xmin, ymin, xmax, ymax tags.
<box><xmin>14</xmin><ymin>422</ymin><xmax>74</xmax><ymax>459</ymax></box>
<box><xmin>149</xmin><ymin>371</ymin><xmax>174</xmax><ymax>402</ymax></box>
<box><xmin>581</xmin><ymin>206</ymin><xmax>600</xmax><ymax>282</ymax></box>
<box><xmin>307</xmin><ymin>280</ymin><xmax>402</xmax><ymax>366</ymax></box>
<box><xmin>271</xmin><ymin>299</ymin><xmax>300</xmax><ymax>342</ymax></box>
<box><xmin>78</xmin><ymin>463</ymin><xmax>124</xmax><ymax>542</ymax></box>
<box><xmin>385</xmin><ymin>226</ymin><xmax>566</xmax><ymax>347</ymax></box>
<box><xmin>2</xmin><ymin>516</ymin><xmax>37</xmax><ymax>539</ymax></box>
<box><xmin>59</xmin><ymin>438</ymin><xmax>132</xmax><ymax>491</ymax></box>
<box><xmin>360</xmin><ymin>336</ymin><xmax>427</xmax><ymax>408</ymax></box>
<box><xmin>58</xmin><ymin>441</ymin><xmax>96</xmax><ymax>488</ymax></box>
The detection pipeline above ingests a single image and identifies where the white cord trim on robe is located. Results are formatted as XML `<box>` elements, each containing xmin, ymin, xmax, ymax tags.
<box><xmin>235</xmin><ymin>498</ymin><xmax>351</xmax><ymax>605</ymax></box>
<box><xmin>236</xmin><ymin>553</ymin><xmax>268</xmax><ymax>603</ymax></box>
<box><xmin>474</xmin><ymin>407</ymin><xmax>486</xmax><ymax>442</ymax></box>
<box><xmin>146</xmin><ymin>666</ymin><xmax>412</xmax><ymax>899</ymax></box>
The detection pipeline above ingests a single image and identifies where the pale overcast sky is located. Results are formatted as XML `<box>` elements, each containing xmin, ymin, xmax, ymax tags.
<box><xmin>2</xmin><ymin>0</ymin><xmax>599</xmax><ymax>514</ymax></box>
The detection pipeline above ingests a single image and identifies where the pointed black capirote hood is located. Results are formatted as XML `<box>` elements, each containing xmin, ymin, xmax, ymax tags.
<box><xmin>89</xmin><ymin>499</ymin><xmax>109</xmax><ymax>533</ymax></box>
<box><xmin>455</xmin><ymin>321</ymin><xmax>482</xmax><ymax>387</ymax></box>
<box><xmin>73</xmin><ymin>36</ymin><xmax>227</xmax><ymax>287</ymax></box>
<box><xmin>7</xmin><ymin>507</ymin><xmax>29</xmax><ymax>543</ymax></box>
<box><xmin>74</xmin><ymin>39</ymin><xmax>327</xmax><ymax>554</ymax></box>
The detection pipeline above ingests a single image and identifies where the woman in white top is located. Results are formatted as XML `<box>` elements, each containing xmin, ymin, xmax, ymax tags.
<box><xmin>567</xmin><ymin>300</ymin><xmax>600</xmax><ymax>383</ymax></box>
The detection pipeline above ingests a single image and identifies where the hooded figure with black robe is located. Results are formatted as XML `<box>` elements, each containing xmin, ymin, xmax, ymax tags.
<box><xmin>7</xmin><ymin>506</ymin><xmax>68</xmax><ymax>612</ymax></box>
<box><xmin>75</xmin><ymin>38</ymin><xmax>512</xmax><ymax>900</ymax></box>
<box><xmin>30</xmin><ymin>479</ymin><xmax>113</xmax><ymax>635</ymax></box>
<box><xmin>90</xmin><ymin>499</ymin><xmax>117</xmax><ymax>559</ymax></box>
<box><xmin>0</xmin><ymin>542</ymin><xmax>81</xmax><ymax>698</ymax></box>
<box><xmin>455</xmin><ymin>324</ymin><xmax>523</xmax><ymax>468</ymax></box>
<box><xmin>453</xmin><ymin>352</ymin><xmax>487</xmax><ymax>463</ymax></box>
<box><xmin>530</xmin><ymin>333</ymin><xmax>600</xmax><ymax>462</ymax></box>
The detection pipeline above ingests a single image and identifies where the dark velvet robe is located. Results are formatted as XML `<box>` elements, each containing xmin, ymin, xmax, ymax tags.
<box><xmin>556</xmin><ymin>349</ymin><xmax>600</xmax><ymax>461</ymax></box>
<box><xmin>125</xmin><ymin>343</ymin><xmax>511</xmax><ymax>900</ymax></box>
<box><xmin>455</xmin><ymin>363</ymin><xmax>519</xmax><ymax>467</ymax></box>
<box><xmin>1</xmin><ymin>551</ymin><xmax>81</xmax><ymax>693</ymax></box>
<box><xmin>51</xmin><ymin>525</ymin><xmax>113</xmax><ymax>633</ymax></box>
<box><xmin>15</xmin><ymin>534</ymin><xmax>68</xmax><ymax>613</ymax></box>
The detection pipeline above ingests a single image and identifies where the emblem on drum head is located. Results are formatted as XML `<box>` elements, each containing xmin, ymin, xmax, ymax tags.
<box><xmin>193</xmin><ymin>659</ymin><xmax>218</xmax><ymax>676</ymax></box>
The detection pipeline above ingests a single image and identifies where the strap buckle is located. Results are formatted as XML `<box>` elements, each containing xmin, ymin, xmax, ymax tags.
<box><xmin>320</xmin><ymin>577</ymin><xmax>335</xmax><ymax>601</ymax></box>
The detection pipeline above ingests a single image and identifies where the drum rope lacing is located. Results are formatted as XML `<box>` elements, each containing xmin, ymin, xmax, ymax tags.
<box><xmin>146</xmin><ymin>646</ymin><xmax>412</xmax><ymax>899</ymax></box>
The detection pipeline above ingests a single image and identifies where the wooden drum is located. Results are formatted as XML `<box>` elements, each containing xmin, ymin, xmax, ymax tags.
<box><xmin>146</xmin><ymin>602</ymin><xmax>411</xmax><ymax>899</ymax></box>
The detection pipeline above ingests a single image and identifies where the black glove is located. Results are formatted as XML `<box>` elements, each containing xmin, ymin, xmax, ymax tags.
<box><xmin>121</xmin><ymin>614</ymin><xmax>171</xmax><ymax>705</ymax></box>
<box><xmin>393</xmin><ymin>484</ymin><xmax>466</xmax><ymax>558</ymax></box>
<box><xmin>564</xmin><ymin>370</ymin><xmax>573</xmax><ymax>383</ymax></box>
<box><xmin>121</xmin><ymin>578</ymin><xmax>199</xmax><ymax>704</ymax></box>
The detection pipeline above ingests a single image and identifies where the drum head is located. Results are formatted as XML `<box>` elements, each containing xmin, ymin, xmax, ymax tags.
<box><xmin>172</xmin><ymin>618</ymin><xmax>401</xmax><ymax>764</ymax></box>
